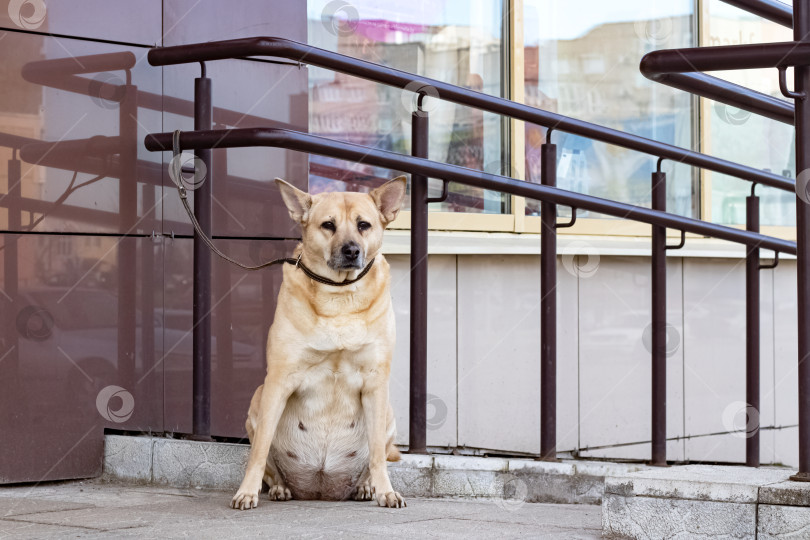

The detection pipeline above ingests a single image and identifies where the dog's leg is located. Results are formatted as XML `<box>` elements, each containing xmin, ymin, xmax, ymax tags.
<box><xmin>361</xmin><ymin>380</ymin><xmax>406</xmax><ymax>508</ymax></box>
<box><xmin>352</xmin><ymin>467</ymin><xmax>373</xmax><ymax>501</ymax></box>
<box><xmin>354</xmin><ymin>406</ymin><xmax>398</xmax><ymax>501</ymax></box>
<box><xmin>232</xmin><ymin>374</ymin><xmax>292</xmax><ymax>510</ymax></box>
<box><xmin>245</xmin><ymin>385</ymin><xmax>292</xmax><ymax>502</ymax></box>
<box><xmin>262</xmin><ymin>459</ymin><xmax>292</xmax><ymax>501</ymax></box>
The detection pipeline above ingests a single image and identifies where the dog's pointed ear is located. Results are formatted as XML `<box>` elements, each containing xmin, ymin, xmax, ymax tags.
<box><xmin>275</xmin><ymin>178</ymin><xmax>312</xmax><ymax>223</ymax></box>
<box><xmin>370</xmin><ymin>176</ymin><xmax>407</xmax><ymax>225</ymax></box>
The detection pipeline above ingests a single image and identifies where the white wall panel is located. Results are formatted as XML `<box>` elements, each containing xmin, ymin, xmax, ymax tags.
<box><xmin>388</xmin><ymin>255</ymin><xmax>458</xmax><ymax>448</ymax></box>
<box><xmin>683</xmin><ymin>259</ymin><xmax>775</xmax><ymax>463</ymax></box>
<box><xmin>456</xmin><ymin>255</ymin><xmax>578</xmax><ymax>454</ymax></box>
<box><xmin>578</xmin><ymin>257</ymin><xmax>685</xmax><ymax>461</ymax></box>
<box><xmin>774</xmin><ymin>262</ymin><xmax>798</xmax><ymax>430</ymax></box>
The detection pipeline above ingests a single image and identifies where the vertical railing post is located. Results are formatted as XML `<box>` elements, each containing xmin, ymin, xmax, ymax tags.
<box><xmin>408</xmin><ymin>96</ymin><xmax>429</xmax><ymax>454</ymax></box>
<box><xmin>791</xmin><ymin>0</ymin><xmax>810</xmax><ymax>482</ymax></box>
<box><xmin>539</xmin><ymin>131</ymin><xmax>557</xmax><ymax>461</ymax></box>
<box><xmin>650</xmin><ymin>161</ymin><xmax>667</xmax><ymax>467</ymax></box>
<box><xmin>745</xmin><ymin>189</ymin><xmax>760</xmax><ymax>467</ymax></box>
<box><xmin>192</xmin><ymin>63</ymin><xmax>213</xmax><ymax>440</ymax></box>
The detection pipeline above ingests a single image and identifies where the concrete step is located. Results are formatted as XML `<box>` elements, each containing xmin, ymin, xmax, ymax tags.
<box><xmin>602</xmin><ymin>464</ymin><xmax>808</xmax><ymax>539</ymax></box>
<box><xmin>102</xmin><ymin>434</ymin><xmax>645</xmax><ymax>505</ymax></box>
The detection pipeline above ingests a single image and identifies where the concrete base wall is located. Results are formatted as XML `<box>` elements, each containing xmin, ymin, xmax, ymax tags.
<box><xmin>102</xmin><ymin>434</ymin><xmax>644</xmax><ymax>505</ymax></box>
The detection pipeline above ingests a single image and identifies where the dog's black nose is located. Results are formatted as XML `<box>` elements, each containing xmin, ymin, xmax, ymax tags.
<box><xmin>342</xmin><ymin>242</ymin><xmax>360</xmax><ymax>261</ymax></box>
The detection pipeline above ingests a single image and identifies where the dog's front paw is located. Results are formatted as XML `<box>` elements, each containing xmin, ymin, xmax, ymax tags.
<box><xmin>375</xmin><ymin>491</ymin><xmax>406</xmax><ymax>508</ymax></box>
<box><xmin>231</xmin><ymin>489</ymin><xmax>260</xmax><ymax>510</ymax></box>
<box><xmin>353</xmin><ymin>482</ymin><xmax>374</xmax><ymax>501</ymax></box>
<box><xmin>268</xmin><ymin>485</ymin><xmax>292</xmax><ymax>501</ymax></box>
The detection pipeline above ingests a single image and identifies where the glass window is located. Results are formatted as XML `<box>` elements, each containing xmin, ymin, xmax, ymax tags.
<box><xmin>522</xmin><ymin>0</ymin><xmax>697</xmax><ymax>218</ymax></box>
<box><xmin>307</xmin><ymin>0</ymin><xmax>508</xmax><ymax>213</ymax></box>
<box><xmin>704</xmin><ymin>0</ymin><xmax>794</xmax><ymax>227</ymax></box>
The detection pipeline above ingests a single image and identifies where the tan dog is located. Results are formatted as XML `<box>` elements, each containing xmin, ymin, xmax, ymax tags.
<box><xmin>231</xmin><ymin>176</ymin><xmax>407</xmax><ymax>510</ymax></box>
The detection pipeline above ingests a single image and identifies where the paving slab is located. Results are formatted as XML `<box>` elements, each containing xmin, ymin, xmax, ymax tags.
<box><xmin>0</xmin><ymin>480</ymin><xmax>602</xmax><ymax>539</ymax></box>
<box><xmin>602</xmin><ymin>492</ymin><xmax>756</xmax><ymax>539</ymax></box>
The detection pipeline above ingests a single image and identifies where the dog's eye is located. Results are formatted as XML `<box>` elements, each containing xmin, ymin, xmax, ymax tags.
<box><xmin>321</xmin><ymin>221</ymin><xmax>336</xmax><ymax>232</ymax></box>
<box><xmin>357</xmin><ymin>221</ymin><xmax>371</xmax><ymax>232</ymax></box>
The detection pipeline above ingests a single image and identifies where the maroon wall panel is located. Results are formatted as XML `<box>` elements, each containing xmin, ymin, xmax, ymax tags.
<box><xmin>0</xmin><ymin>235</ymin><xmax>164</xmax><ymax>482</ymax></box>
<box><xmin>0</xmin><ymin>0</ymin><xmax>307</xmax><ymax>482</ymax></box>
<box><xmin>0</xmin><ymin>30</ymin><xmax>163</xmax><ymax>235</ymax></box>
<box><xmin>162</xmin><ymin>237</ymin><xmax>298</xmax><ymax>438</ymax></box>
<box><xmin>163</xmin><ymin>0</ymin><xmax>306</xmax><ymax>46</ymax></box>
<box><xmin>161</xmin><ymin>59</ymin><xmax>308</xmax><ymax>239</ymax></box>
<box><xmin>1</xmin><ymin>1</ymin><xmax>161</xmax><ymax>45</ymax></box>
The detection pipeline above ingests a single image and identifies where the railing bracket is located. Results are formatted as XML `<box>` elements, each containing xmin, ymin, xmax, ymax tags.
<box><xmin>555</xmin><ymin>207</ymin><xmax>577</xmax><ymax>229</ymax></box>
<box><xmin>665</xmin><ymin>230</ymin><xmax>686</xmax><ymax>250</ymax></box>
<box><xmin>427</xmin><ymin>180</ymin><xmax>449</xmax><ymax>203</ymax></box>
<box><xmin>759</xmin><ymin>251</ymin><xmax>780</xmax><ymax>270</ymax></box>
<box><xmin>779</xmin><ymin>66</ymin><xmax>806</xmax><ymax>100</ymax></box>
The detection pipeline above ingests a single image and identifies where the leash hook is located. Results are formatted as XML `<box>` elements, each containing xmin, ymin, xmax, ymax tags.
<box><xmin>171</xmin><ymin>130</ymin><xmax>188</xmax><ymax>200</ymax></box>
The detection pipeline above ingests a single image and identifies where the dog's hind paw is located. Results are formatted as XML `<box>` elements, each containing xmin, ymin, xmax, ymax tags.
<box><xmin>268</xmin><ymin>485</ymin><xmax>292</xmax><ymax>501</ymax></box>
<box><xmin>353</xmin><ymin>483</ymin><xmax>374</xmax><ymax>501</ymax></box>
<box><xmin>376</xmin><ymin>491</ymin><xmax>406</xmax><ymax>508</ymax></box>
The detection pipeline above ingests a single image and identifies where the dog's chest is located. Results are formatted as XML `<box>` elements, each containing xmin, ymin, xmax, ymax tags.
<box><xmin>309</xmin><ymin>314</ymin><xmax>373</xmax><ymax>352</ymax></box>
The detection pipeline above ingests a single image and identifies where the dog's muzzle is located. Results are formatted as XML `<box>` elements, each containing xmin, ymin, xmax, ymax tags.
<box><xmin>331</xmin><ymin>241</ymin><xmax>364</xmax><ymax>270</ymax></box>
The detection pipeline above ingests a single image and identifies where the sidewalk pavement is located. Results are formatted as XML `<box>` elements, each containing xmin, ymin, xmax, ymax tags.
<box><xmin>0</xmin><ymin>479</ymin><xmax>601</xmax><ymax>539</ymax></box>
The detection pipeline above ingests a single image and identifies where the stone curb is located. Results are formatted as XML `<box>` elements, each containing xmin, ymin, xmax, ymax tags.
<box><xmin>102</xmin><ymin>434</ymin><xmax>646</xmax><ymax>505</ymax></box>
<box><xmin>601</xmin><ymin>464</ymin><xmax>810</xmax><ymax>539</ymax></box>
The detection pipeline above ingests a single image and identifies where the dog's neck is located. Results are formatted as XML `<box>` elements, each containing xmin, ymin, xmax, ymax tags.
<box><xmin>295</xmin><ymin>245</ymin><xmax>378</xmax><ymax>287</ymax></box>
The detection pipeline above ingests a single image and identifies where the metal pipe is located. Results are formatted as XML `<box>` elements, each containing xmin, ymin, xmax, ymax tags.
<box><xmin>641</xmin><ymin>71</ymin><xmax>794</xmax><ymax>125</ymax></box>
<box><xmin>746</xmin><ymin>194</ymin><xmax>761</xmax><ymax>467</ymax></box>
<box><xmin>719</xmin><ymin>0</ymin><xmax>792</xmax><ymax>28</ymax></box>
<box><xmin>540</xmin><ymin>142</ymin><xmax>557</xmax><ymax>461</ymax></box>
<box><xmin>650</xmin><ymin>170</ymin><xmax>667</xmax><ymax>467</ymax></box>
<box><xmin>641</xmin><ymin>41</ymin><xmax>810</xmax><ymax>74</ymax></box>
<box><xmin>192</xmin><ymin>74</ymin><xmax>213</xmax><ymax>440</ymax></box>
<box><xmin>791</xmin><ymin>0</ymin><xmax>810</xmax><ymax>482</ymax></box>
<box><xmin>408</xmin><ymin>108</ymin><xmax>429</xmax><ymax>455</ymax></box>
<box><xmin>144</xmin><ymin>128</ymin><xmax>797</xmax><ymax>255</ymax></box>
<box><xmin>145</xmin><ymin>37</ymin><xmax>793</xmax><ymax>192</ymax></box>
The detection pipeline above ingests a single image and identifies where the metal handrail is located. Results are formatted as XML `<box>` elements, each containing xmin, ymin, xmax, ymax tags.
<box><xmin>143</xmin><ymin>26</ymin><xmax>806</xmax><ymax>469</ymax></box>
<box><xmin>143</xmin><ymin>127</ymin><xmax>796</xmax><ymax>255</ymax></box>
<box><xmin>639</xmin><ymin>70</ymin><xmax>794</xmax><ymax>125</ymax></box>
<box><xmin>146</xmin><ymin>36</ymin><xmax>794</xmax><ymax>192</ymax></box>
<box><xmin>640</xmin><ymin>41</ymin><xmax>810</xmax><ymax>125</ymax></box>
<box><xmin>720</xmin><ymin>0</ymin><xmax>793</xmax><ymax>28</ymax></box>
<box><xmin>642</xmin><ymin>41</ymin><xmax>810</xmax><ymax>72</ymax></box>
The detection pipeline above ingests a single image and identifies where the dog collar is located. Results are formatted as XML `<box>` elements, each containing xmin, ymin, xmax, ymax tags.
<box><xmin>286</xmin><ymin>255</ymin><xmax>376</xmax><ymax>287</ymax></box>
